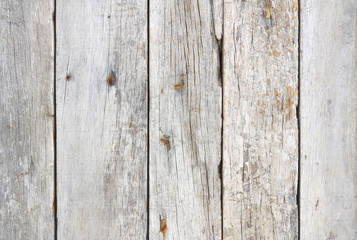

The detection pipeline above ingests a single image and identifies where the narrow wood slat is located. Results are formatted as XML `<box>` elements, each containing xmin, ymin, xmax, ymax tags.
<box><xmin>149</xmin><ymin>0</ymin><xmax>222</xmax><ymax>238</ymax></box>
<box><xmin>56</xmin><ymin>1</ymin><xmax>148</xmax><ymax>238</ymax></box>
<box><xmin>0</xmin><ymin>1</ymin><xmax>55</xmax><ymax>239</ymax></box>
<box><xmin>223</xmin><ymin>0</ymin><xmax>299</xmax><ymax>238</ymax></box>
<box><xmin>300</xmin><ymin>0</ymin><xmax>357</xmax><ymax>239</ymax></box>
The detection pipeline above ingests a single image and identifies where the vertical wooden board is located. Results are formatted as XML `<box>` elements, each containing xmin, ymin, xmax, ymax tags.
<box><xmin>300</xmin><ymin>0</ymin><xmax>357</xmax><ymax>239</ymax></box>
<box><xmin>223</xmin><ymin>0</ymin><xmax>299</xmax><ymax>239</ymax></box>
<box><xmin>56</xmin><ymin>0</ymin><xmax>147</xmax><ymax>238</ymax></box>
<box><xmin>0</xmin><ymin>1</ymin><xmax>54</xmax><ymax>239</ymax></box>
<box><xmin>149</xmin><ymin>0</ymin><xmax>222</xmax><ymax>239</ymax></box>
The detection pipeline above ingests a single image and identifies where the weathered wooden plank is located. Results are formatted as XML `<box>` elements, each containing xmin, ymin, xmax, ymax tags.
<box><xmin>0</xmin><ymin>1</ymin><xmax>54</xmax><ymax>239</ymax></box>
<box><xmin>223</xmin><ymin>0</ymin><xmax>299</xmax><ymax>239</ymax></box>
<box><xmin>56</xmin><ymin>1</ymin><xmax>147</xmax><ymax>238</ymax></box>
<box><xmin>300</xmin><ymin>0</ymin><xmax>357</xmax><ymax>239</ymax></box>
<box><xmin>149</xmin><ymin>0</ymin><xmax>222</xmax><ymax>238</ymax></box>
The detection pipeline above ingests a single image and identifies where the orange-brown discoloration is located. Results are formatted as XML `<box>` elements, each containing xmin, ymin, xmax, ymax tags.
<box><xmin>174</xmin><ymin>83</ymin><xmax>182</xmax><ymax>90</ymax></box>
<box><xmin>160</xmin><ymin>136</ymin><xmax>170</xmax><ymax>150</ymax></box>
<box><xmin>174</xmin><ymin>80</ymin><xmax>185</xmax><ymax>90</ymax></box>
<box><xmin>265</xmin><ymin>0</ymin><xmax>272</xmax><ymax>19</ymax></box>
<box><xmin>66</xmin><ymin>74</ymin><xmax>71</xmax><ymax>80</ymax></box>
<box><xmin>174</xmin><ymin>74</ymin><xmax>185</xmax><ymax>90</ymax></box>
<box><xmin>286</xmin><ymin>86</ymin><xmax>298</xmax><ymax>119</ymax></box>
<box><xmin>161</xmin><ymin>89</ymin><xmax>163</xmax><ymax>94</ymax></box>
<box><xmin>160</xmin><ymin>217</ymin><xmax>167</xmax><ymax>238</ymax></box>
<box><xmin>107</xmin><ymin>74</ymin><xmax>114</xmax><ymax>86</ymax></box>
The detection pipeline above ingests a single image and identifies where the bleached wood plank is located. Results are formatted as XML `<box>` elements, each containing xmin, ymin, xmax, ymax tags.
<box><xmin>149</xmin><ymin>0</ymin><xmax>222</xmax><ymax>239</ymax></box>
<box><xmin>300</xmin><ymin>0</ymin><xmax>357</xmax><ymax>239</ymax></box>
<box><xmin>0</xmin><ymin>1</ymin><xmax>55</xmax><ymax>239</ymax></box>
<box><xmin>223</xmin><ymin>0</ymin><xmax>299</xmax><ymax>239</ymax></box>
<box><xmin>56</xmin><ymin>1</ymin><xmax>147</xmax><ymax>238</ymax></box>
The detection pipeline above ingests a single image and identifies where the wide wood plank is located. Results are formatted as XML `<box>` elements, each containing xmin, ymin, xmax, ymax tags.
<box><xmin>223</xmin><ymin>0</ymin><xmax>299</xmax><ymax>239</ymax></box>
<box><xmin>56</xmin><ymin>1</ymin><xmax>147</xmax><ymax>238</ymax></box>
<box><xmin>149</xmin><ymin>0</ymin><xmax>222</xmax><ymax>238</ymax></box>
<box><xmin>0</xmin><ymin>1</ymin><xmax>54</xmax><ymax>239</ymax></box>
<box><xmin>300</xmin><ymin>0</ymin><xmax>357</xmax><ymax>239</ymax></box>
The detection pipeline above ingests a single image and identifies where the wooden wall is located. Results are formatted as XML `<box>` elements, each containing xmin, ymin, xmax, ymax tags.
<box><xmin>0</xmin><ymin>0</ymin><xmax>356</xmax><ymax>239</ymax></box>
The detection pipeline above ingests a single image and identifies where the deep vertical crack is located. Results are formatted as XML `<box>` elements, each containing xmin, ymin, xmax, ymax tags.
<box><xmin>297</xmin><ymin>0</ymin><xmax>301</xmax><ymax>239</ymax></box>
<box><xmin>52</xmin><ymin>0</ymin><xmax>57</xmax><ymax>239</ymax></box>
<box><xmin>220</xmin><ymin>5</ymin><xmax>224</xmax><ymax>240</ymax></box>
<box><xmin>146</xmin><ymin>0</ymin><xmax>150</xmax><ymax>239</ymax></box>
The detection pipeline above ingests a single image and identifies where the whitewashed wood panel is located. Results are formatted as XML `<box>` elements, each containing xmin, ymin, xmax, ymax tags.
<box><xmin>149</xmin><ymin>0</ymin><xmax>222</xmax><ymax>239</ymax></box>
<box><xmin>300</xmin><ymin>0</ymin><xmax>357</xmax><ymax>239</ymax></box>
<box><xmin>0</xmin><ymin>0</ymin><xmax>55</xmax><ymax>239</ymax></box>
<box><xmin>56</xmin><ymin>0</ymin><xmax>147</xmax><ymax>238</ymax></box>
<box><xmin>223</xmin><ymin>0</ymin><xmax>299</xmax><ymax>239</ymax></box>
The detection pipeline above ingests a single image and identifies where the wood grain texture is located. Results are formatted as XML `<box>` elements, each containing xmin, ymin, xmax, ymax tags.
<box><xmin>56</xmin><ymin>0</ymin><xmax>147</xmax><ymax>238</ymax></box>
<box><xmin>300</xmin><ymin>0</ymin><xmax>357</xmax><ymax>239</ymax></box>
<box><xmin>223</xmin><ymin>0</ymin><xmax>299</xmax><ymax>239</ymax></box>
<box><xmin>149</xmin><ymin>0</ymin><xmax>222</xmax><ymax>239</ymax></box>
<box><xmin>0</xmin><ymin>0</ymin><xmax>55</xmax><ymax>239</ymax></box>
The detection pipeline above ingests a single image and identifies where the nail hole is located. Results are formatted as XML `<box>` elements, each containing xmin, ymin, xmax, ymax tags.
<box><xmin>66</xmin><ymin>74</ymin><xmax>71</xmax><ymax>80</ymax></box>
<box><xmin>107</xmin><ymin>74</ymin><xmax>114</xmax><ymax>86</ymax></box>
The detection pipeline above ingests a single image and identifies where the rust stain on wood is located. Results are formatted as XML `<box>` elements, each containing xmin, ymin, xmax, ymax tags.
<box><xmin>174</xmin><ymin>83</ymin><xmax>182</xmax><ymax>90</ymax></box>
<box><xmin>160</xmin><ymin>217</ymin><xmax>167</xmax><ymax>238</ymax></box>
<box><xmin>160</xmin><ymin>136</ymin><xmax>170</xmax><ymax>150</ymax></box>
<box><xmin>107</xmin><ymin>74</ymin><xmax>114</xmax><ymax>86</ymax></box>
<box><xmin>174</xmin><ymin>80</ymin><xmax>185</xmax><ymax>90</ymax></box>
<box><xmin>174</xmin><ymin>74</ymin><xmax>185</xmax><ymax>90</ymax></box>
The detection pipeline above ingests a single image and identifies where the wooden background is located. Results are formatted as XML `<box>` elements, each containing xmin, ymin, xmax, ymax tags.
<box><xmin>0</xmin><ymin>0</ymin><xmax>356</xmax><ymax>239</ymax></box>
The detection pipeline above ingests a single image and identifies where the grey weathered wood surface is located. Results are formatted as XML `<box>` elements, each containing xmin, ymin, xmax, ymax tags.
<box><xmin>149</xmin><ymin>0</ymin><xmax>222</xmax><ymax>239</ymax></box>
<box><xmin>56</xmin><ymin>0</ymin><xmax>147</xmax><ymax>238</ymax></box>
<box><xmin>0</xmin><ymin>0</ymin><xmax>55</xmax><ymax>239</ymax></box>
<box><xmin>223</xmin><ymin>0</ymin><xmax>299</xmax><ymax>239</ymax></box>
<box><xmin>1</xmin><ymin>0</ymin><xmax>357</xmax><ymax>239</ymax></box>
<box><xmin>300</xmin><ymin>0</ymin><xmax>357</xmax><ymax>239</ymax></box>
